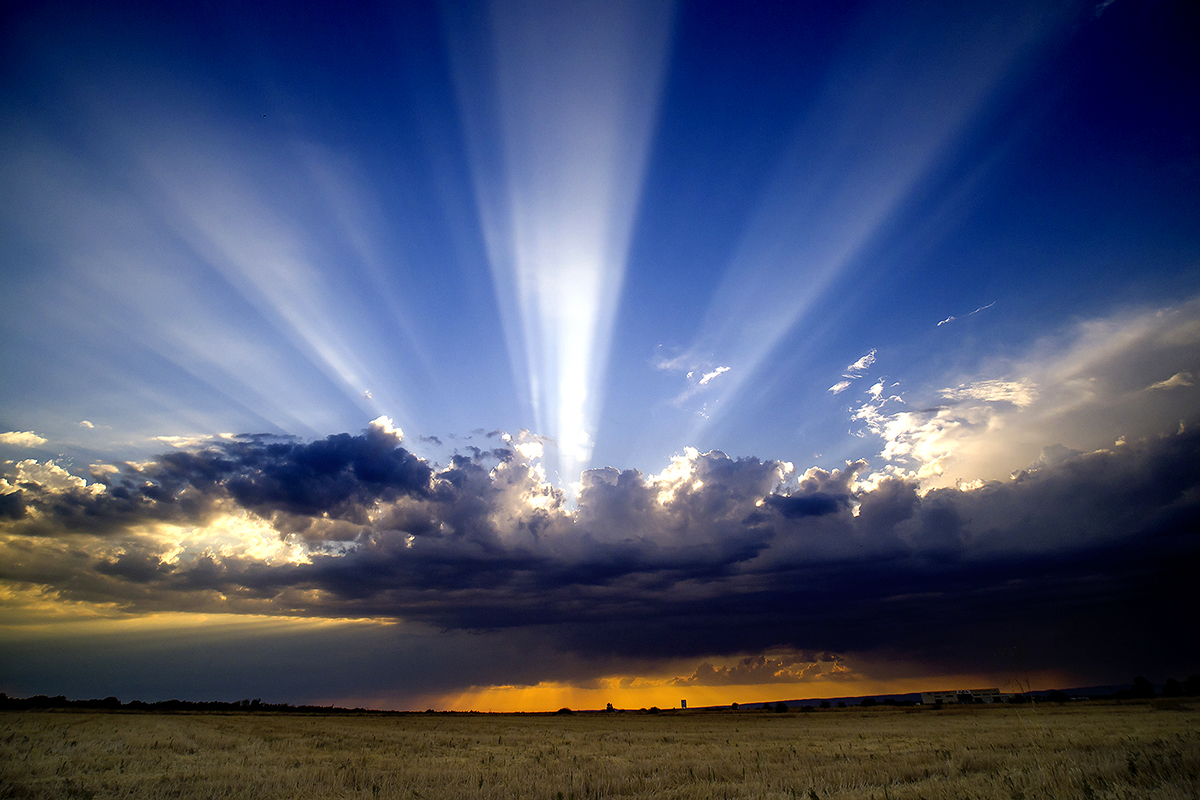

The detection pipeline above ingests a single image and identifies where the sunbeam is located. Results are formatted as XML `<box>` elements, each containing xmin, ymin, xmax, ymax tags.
<box><xmin>671</xmin><ymin>1</ymin><xmax>1063</xmax><ymax>440</ymax></box>
<box><xmin>444</xmin><ymin>0</ymin><xmax>675</xmax><ymax>485</ymax></box>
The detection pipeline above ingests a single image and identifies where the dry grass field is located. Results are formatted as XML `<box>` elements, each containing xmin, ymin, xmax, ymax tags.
<box><xmin>1</xmin><ymin>701</ymin><xmax>1196</xmax><ymax>800</ymax></box>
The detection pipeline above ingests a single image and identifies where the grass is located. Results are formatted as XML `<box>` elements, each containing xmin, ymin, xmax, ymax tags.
<box><xmin>1</xmin><ymin>701</ymin><xmax>1196</xmax><ymax>799</ymax></box>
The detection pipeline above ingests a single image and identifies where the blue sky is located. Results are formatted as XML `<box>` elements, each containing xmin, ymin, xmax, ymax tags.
<box><xmin>1</xmin><ymin>0</ymin><xmax>1197</xmax><ymax>710</ymax></box>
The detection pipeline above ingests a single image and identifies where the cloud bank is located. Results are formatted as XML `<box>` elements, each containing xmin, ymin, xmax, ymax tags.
<box><xmin>2</xmin><ymin>413</ymin><xmax>1196</xmax><ymax>696</ymax></box>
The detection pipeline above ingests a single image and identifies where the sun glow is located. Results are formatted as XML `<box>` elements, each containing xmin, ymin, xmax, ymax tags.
<box><xmin>150</xmin><ymin>513</ymin><xmax>311</xmax><ymax>567</ymax></box>
<box><xmin>434</xmin><ymin>668</ymin><xmax>1068</xmax><ymax>713</ymax></box>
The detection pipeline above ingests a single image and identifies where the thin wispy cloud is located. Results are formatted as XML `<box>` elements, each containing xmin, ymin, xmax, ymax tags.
<box><xmin>698</xmin><ymin>366</ymin><xmax>731</xmax><ymax>386</ymax></box>
<box><xmin>844</xmin><ymin>350</ymin><xmax>877</xmax><ymax>375</ymax></box>
<box><xmin>940</xmin><ymin>379</ymin><xmax>1037</xmax><ymax>407</ymax></box>
<box><xmin>830</xmin><ymin>350</ymin><xmax>877</xmax><ymax>394</ymax></box>
<box><xmin>1146</xmin><ymin>372</ymin><xmax>1194</xmax><ymax>391</ymax></box>
<box><xmin>937</xmin><ymin>300</ymin><xmax>996</xmax><ymax>327</ymax></box>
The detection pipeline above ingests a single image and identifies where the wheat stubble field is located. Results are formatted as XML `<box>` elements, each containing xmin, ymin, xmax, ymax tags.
<box><xmin>1</xmin><ymin>702</ymin><xmax>1197</xmax><ymax>800</ymax></box>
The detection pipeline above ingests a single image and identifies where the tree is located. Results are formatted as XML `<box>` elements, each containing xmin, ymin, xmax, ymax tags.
<box><xmin>1162</xmin><ymin>679</ymin><xmax>1183</xmax><ymax>698</ymax></box>
<box><xmin>774</xmin><ymin>702</ymin><xmax>789</xmax><ymax>713</ymax></box>
<box><xmin>1131</xmin><ymin>677</ymin><xmax>1155</xmax><ymax>699</ymax></box>
<box><xmin>819</xmin><ymin>700</ymin><xmax>831</xmax><ymax>709</ymax></box>
<box><xmin>731</xmin><ymin>702</ymin><xmax>739</xmax><ymax>710</ymax></box>
<box><xmin>860</xmin><ymin>697</ymin><xmax>878</xmax><ymax>708</ymax></box>
<box><xmin>1184</xmin><ymin>675</ymin><xmax>1200</xmax><ymax>696</ymax></box>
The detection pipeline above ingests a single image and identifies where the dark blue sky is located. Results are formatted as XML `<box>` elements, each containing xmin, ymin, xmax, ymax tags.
<box><xmin>0</xmin><ymin>0</ymin><xmax>1197</xmax><ymax>709</ymax></box>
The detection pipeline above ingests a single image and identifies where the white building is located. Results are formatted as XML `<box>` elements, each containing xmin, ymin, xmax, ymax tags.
<box><xmin>920</xmin><ymin>687</ymin><xmax>1011</xmax><ymax>704</ymax></box>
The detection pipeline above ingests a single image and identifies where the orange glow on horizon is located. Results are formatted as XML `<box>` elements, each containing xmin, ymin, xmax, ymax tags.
<box><xmin>431</xmin><ymin>668</ymin><xmax>1075</xmax><ymax>713</ymax></box>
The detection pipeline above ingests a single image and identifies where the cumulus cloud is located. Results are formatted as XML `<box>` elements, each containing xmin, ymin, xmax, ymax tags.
<box><xmin>368</xmin><ymin>415</ymin><xmax>403</xmax><ymax>442</ymax></box>
<box><xmin>0</xmin><ymin>413</ymin><xmax>1196</xmax><ymax>689</ymax></box>
<box><xmin>855</xmin><ymin>299</ymin><xmax>1200</xmax><ymax>486</ymax></box>
<box><xmin>0</xmin><ymin>431</ymin><xmax>47</xmax><ymax>447</ymax></box>
<box><xmin>78</xmin><ymin>420</ymin><xmax>95</xmax><ymax>429</ymax></box>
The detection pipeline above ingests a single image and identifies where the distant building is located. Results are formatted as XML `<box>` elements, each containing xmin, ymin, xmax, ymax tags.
<box><xmin>680</xmin><ymin>699</ymin><xmax>687</xmax><ymax>709</ymax></box>
<box><xmin>920</xmin><ymin>688</ymin><xmax>1011</xmax><ymax>704</ymax></box>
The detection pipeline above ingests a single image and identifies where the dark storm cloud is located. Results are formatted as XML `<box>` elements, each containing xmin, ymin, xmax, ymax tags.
<box><xmin>1</xmin><ymin>425</ymin><xmax>1197</xmax><ymax>682</ymax></box>
<box><xmin>1</xmin><ymin>424</ymin><xmax>432</xmax><ymax>538</ymax></box>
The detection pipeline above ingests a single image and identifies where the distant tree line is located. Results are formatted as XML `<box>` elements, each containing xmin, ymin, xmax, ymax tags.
<box><xmin>4</xmin><ymin>675</ymin><xmax>1194</xmax><ymax>714</ymax></box>
<box><xmin>1110</xmin><ymin>675</ymin><xmax>1200</xmax><ymax>700</ymax></box>
<box><xmin>0</xmin><ymin>693</ymin><xmax>399</xmax><ymax>715</ymax></box>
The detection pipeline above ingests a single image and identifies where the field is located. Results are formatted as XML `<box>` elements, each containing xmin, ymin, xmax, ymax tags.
<box><xmin>1</xmin><ymin>702</ymin><xmax>1197</xmax><ymax>799</ymax></box>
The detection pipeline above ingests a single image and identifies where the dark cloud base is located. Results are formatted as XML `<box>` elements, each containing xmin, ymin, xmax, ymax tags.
<box><xmin>1</xmin><ymin>422</ymin><xmax>1197</xmax><ymax>700</ymax></box>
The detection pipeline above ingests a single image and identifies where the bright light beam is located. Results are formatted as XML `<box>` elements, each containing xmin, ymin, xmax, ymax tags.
<box><xmin>445</xmin><ymin>0</ymin><xmax>675</xmax><ymax>486</ymax></box>
<box><xmin>675</xmin><ymin>1</ymin><xmax>1063</xmax><ymax>439</ymax></box>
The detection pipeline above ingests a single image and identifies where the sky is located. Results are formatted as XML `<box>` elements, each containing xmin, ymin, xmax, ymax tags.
<box><xmin>0</xmin><ymin>0</ymin><xmax>1197</xmax><ymax>711</ymax></box>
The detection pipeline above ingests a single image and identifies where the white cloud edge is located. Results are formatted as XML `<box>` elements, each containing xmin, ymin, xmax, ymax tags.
<box><xmin>0</xmin><ymin>431</ymin><xmax>47</xmax><ymax>447</ymax></box>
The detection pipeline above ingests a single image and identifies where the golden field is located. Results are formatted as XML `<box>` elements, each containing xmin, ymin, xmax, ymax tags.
<box><xmin>1</xmin><ymin>701</ymin><xmax>1196</xmax><ymax>799</ymax></box>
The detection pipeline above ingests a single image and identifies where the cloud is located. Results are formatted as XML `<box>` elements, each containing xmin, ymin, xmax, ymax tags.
<box><xmin>0</xmin><ymin>431</ymin><xmax>47</xmax><ymax>448</ymax></box>
<box><xmin>78</xmin><ymin>421</ymin><xmax>95</xmax><ymax>429</ymax></box>
<box><xmin>936</xmin><ymin>301</ymin><xmax>995</xmax><ymax>327</ymax></box>
<box><xmin>660</xmin><ymin>356</ymin><xmax>738</xmax><ymax>406</ymax></box>
<box><xmin>940</xmin><ymin>379</ymin><xmax>1037</xmax><ymax>407</ymax></box>
<box><xmin>829</xmin><ymin>350</ymin><xmax>878</xmax><ymax>395</ymax></box>
<box><xmin>845</xmin><ymin>350</ymin><xmax>877</xmax><ymax>374</ymax></box>
<box><xmin>1146</xmin><ymin>372</ymin><xmax>1194</xmax><ymax>391</ymax></box>
<box><xmin>698</xmin><ymin>366</ymin><xmax>731</xmax><ymax>386</ymax></box>
<box><xmin>669</xmin><ymin>654</ymin><xmax>839</xmax><ymax>686</ymax></box>
<box><xmin>1</xmin><ymin>413</ymin><xmax>1196</xmax><ymax>693</ymax></box>
<box><xmin>154</xmin><ymin>434</ymin><xmax>235</xmax><ymax>449</ymax></box>
<box><xmin>2</xmin><ymin>459</ymin><xmax>105</xmax><ymax>497</ymax></box>
<box><xmin>368</xmin><ymin>415</ymin><xmax>403</xmax><ymax>443</ymax></box>
<box><xmin>855</xmin><ymin>298</ymin><xmax>1200</xmax><ymax>486</ymax></box>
